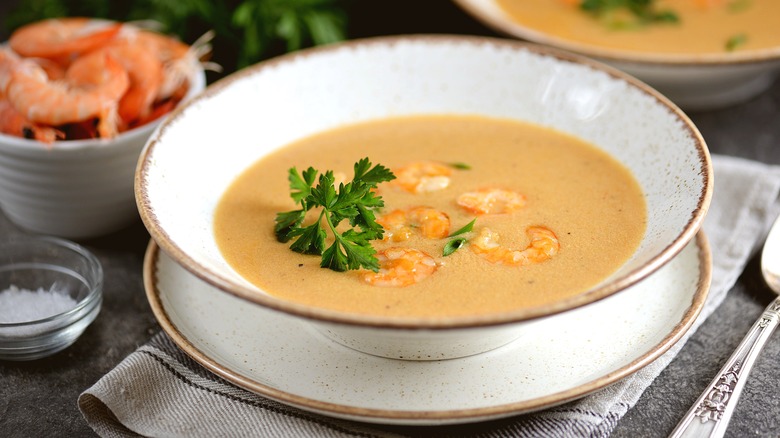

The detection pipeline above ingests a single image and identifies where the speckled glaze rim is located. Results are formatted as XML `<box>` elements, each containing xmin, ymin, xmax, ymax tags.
<box><xmin>136</xmin><ymin>34</ymin><xmax>713</xmax><ymax>330</ymax></box>
<box><xmin>143</xmin><ymin>232</ymin><xmax>711</xmax><ymax>423</ymax></box>
<box><xmin>453</xmin><ymin>0</ymin><xmax>780</xmax><ymax>66</ymax></box>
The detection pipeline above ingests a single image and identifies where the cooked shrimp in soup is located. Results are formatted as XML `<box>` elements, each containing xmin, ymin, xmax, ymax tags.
<box><xmin>377</xmin><ymin>207</ymin><xmax>451</xmax><ymax>242</ymax></box>
<box><xmin>214</xmin><ymin>115</ymin><xmax>647</xmax><ymax>318</ymax></box>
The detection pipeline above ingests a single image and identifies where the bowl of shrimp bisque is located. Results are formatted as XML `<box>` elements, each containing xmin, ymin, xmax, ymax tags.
<box><xmin>454</xmin><ymin>0</ymin><xmax>780</xmax><ymax>110</ymax></box>
<box><xmin>137</xmin><ymin>35</ymin><xmax>713</xmax><ymax>363</ymax></box>
<box><xmin>0</xmin><ymin>17</ymin><xmax>209</xmax><ymax>239</ymax></box>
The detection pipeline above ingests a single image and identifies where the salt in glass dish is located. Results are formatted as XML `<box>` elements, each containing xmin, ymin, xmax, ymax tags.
<box><xmin>0</xmin><ymin>235</ymin><xmax>103</xmax><ymax>361</ymax></box>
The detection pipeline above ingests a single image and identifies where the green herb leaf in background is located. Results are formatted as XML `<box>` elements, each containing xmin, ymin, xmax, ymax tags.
<box><xmin>579</xmin><ymin>0</ymin><xmax>679</xmax><ymax>29</ymax></box>
<box><xmin>4</xmin><ymin>0</ymin><xmax>348</xmax><ymax>73</ymax></box>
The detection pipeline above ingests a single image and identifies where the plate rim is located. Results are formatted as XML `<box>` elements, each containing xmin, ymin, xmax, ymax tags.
<box><xmin>143</xmin><ymin>232</ymin><xmax>712</xmax><ymax>424</ymax></box>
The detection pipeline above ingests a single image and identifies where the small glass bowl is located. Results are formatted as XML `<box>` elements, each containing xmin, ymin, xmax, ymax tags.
<box><xmin>0</xmin><ymin>235</ymin><xmax>103</xmax><ymax>361</ymax></box>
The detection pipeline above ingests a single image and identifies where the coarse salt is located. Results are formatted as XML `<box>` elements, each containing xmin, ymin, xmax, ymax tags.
<box><xmin>0</xmin><ymin>285</ymin><xmax>78</xmax><ymax>324</ymax></box>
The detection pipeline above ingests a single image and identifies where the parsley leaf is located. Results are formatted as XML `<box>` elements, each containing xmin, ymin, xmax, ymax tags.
<box><xmin>275</xmin><ymin>158</ymin><xmax>395</xmax><ymax>272</ymax></box>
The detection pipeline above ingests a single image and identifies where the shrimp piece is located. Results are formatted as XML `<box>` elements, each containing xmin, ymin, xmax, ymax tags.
<box><xmin>377</xmin><ymin>207</ymin><xmax>451</xmax><ymax>242</ymax></box>
<box><xmin>471</xmin><ymin>226</ymin><xmax>560</xmax><ymax>266</ymax></box>
<box><xmin>0</xmin><ymin>47</ymin><xmax>24</xmax><ymax>96</ymax></box>
<box><xmin>0</xmin><ymin>99</ymin><xmax>62</xmax><ymax>144</ymax></box>
<box><xmin>0</xmin><ymin>45</ymin><xmax>65</xmax><ymax>94</ymax></box>
<box><xmin>9</xmin><ymin>18</ymin><xmax>122</xmax><ymax>61</ymax></box>
<box><xmin>5</xmin><ymin>51</ymin><xmax>129</xmax><ymax>138</ymax></box>
<box><xmin>390</xmin><ymin>161</ymin><xmax>453</xmax><ymax>194</ymax></box>
<box><xmin>96</xmin><ymin>41</ymin><xmax>164</xmax><ymax>126</ymax></box>
<box><xmin>456</xmin><ymin>188</ymin><xmax>527</xmax><ymax>215</ymax></box>
<box><xmin>26</xmin><ymin>58</ymin><xmax>66</xmax><ymax>81</ymax></box>
<box><xmin>361</xmin><ymin>248</ymin><xmax>438</xmax><ymax>287</ymax></box>
<box><xmin>121</xmin><ymin>28</ymin><xmax>219</xmax><ymax>101</ymax></box>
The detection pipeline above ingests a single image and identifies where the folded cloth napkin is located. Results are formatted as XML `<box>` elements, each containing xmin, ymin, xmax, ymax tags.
<box><xmin>79</xmin><ymin>155</ymin><xmax>780</xmax><ymax>438</ymax></box>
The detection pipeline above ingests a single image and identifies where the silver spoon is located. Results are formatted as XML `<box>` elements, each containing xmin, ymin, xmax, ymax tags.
<box><xmin>670</xmin><ymin>214</ymin><xmax>780</xmax><ymax>438</ymax></box>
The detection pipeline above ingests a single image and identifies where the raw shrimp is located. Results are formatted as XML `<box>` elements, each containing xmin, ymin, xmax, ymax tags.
<box><xmin>456</xmin><ymin>188</ymin><xmax>527</xmax><ymax>215</ymax></box>
<box><xmin>377</xmin><ymin>207</ymin><xmax>451</xmax><ymax>242</ymax></box>
<box><xmin>361</xmin><ymin>248</ymin><xmax>438</xmax><ymax>287</ymax></box>
<box><xmin>0</xmin><ymin>99</ymin><xmax>62</xmax><ymax>143</ymax></box>
<box><xmin>390</xmin><ymin>161</ymin><xmax>453</xmax><ymax>194</ymax></box>
<box><xmin>471</xmin><ymin>226</ymin><xmax>560</xmax><ymax>266</ymax></box>
<box><xmin>5</xmin><ymin>51</ymin><xmax>129</xmax><ymax>138</ymax></box>
<box><xmin>9</xmin><ymin>18</ymin><xmax>122</xmax><ymax>61</ymax></box>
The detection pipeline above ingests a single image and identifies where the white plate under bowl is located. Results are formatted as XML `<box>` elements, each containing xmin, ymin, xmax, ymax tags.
<box><xmin>143</xmin><ymin>233</ymin><xmax>711</xmax><ymax>426</ymax></box>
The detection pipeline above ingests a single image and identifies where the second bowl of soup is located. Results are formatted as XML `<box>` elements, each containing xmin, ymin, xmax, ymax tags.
<box><xmin>454</xmin><ymin>0</ymin><xmax>780</xmax><ymax>110</ymax></box>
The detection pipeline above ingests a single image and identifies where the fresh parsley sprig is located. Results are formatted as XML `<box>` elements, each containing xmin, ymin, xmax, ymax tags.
<box><xmin>274</xmin><ymin>158</ymin><xmax>395</xmax><ymax>272</ymax></box>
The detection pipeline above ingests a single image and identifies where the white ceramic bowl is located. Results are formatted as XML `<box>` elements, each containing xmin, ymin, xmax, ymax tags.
<box><xmin>0</xmin><ymin>70</ymin><xmax>205</xmax><ymax>240</ymax></box>
<box><xmin>454</xmin><ymin>0</ymin><xmax>780</xmax><ymax>110</ymax></box>
<box><xmin>136</xmin><ymin>35</ymin><xmax>712</xmax><ymax>360</ymax></box>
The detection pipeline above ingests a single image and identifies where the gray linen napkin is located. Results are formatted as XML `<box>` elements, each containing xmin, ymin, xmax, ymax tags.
<box><xmin>79</xmin><ymin>155</ymin><xmax>780</xmax><ymax>438</ymax></box>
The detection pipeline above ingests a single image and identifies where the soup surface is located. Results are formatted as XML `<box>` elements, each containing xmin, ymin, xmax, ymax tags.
<box><xmin>214</xmin><ymin>115</ymin><xmax>646</xmax><ymax>318</ymax></box>
<box><xmin>495</xmin><ymin>0</ymin><xmax>780</xmax><ymax>54</ymax></box>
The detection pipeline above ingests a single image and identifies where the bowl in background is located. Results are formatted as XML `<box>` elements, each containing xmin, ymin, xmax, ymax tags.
<box><xmin>0</xmin><ymin>235</ymin><xmax>103</xmax><ymax>361</ymax></box>
<box><xmin>0</xmin><ymin>69</ymin><xmax>206</xmax><ymax>240</ymax></box>
<box><xmin>136</xmin><ymin>35</ymin><xmax>712</xmax><ymax>360</ymax></box>
<box><xmin>454</xmin><ymin>0</ymin><xmax>780</xmax><ymax>110</ymax></box>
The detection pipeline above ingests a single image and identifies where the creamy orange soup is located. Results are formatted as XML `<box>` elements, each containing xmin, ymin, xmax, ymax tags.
<box><xmin>495</xmin><ymin>0</ymin><xmax>780</xmax><ymax>54</ymax></box>
<box><xmin>214</xmin><ymin>115</ymin><xmax>646</xmax><ymax>318</ymax></box>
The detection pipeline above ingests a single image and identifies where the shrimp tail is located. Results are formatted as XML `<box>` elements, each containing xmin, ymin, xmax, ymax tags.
<box><xmin>96</xmin><ymin>105</ymin><xmax>121</xmax><ymax>139</ymax></box>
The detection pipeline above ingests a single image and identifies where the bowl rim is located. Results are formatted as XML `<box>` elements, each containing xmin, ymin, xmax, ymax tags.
<box><xmin>0</xmin><ymin>235</ymin><xmax>103</xmax><ymax>328</ymax></box>
<box><xmin>453</xmin><ymin>0</ymin><xmax>780</xmax><ymax>66</ymax></box>
<box><xmin>136</xmin><ymin>34</ymin><xmax>713</xmax><ymax>330</ymax></box>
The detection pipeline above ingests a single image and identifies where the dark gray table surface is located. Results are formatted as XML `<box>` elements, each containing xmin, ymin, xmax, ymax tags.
<box><xmin>1</xmin><ymin>2</ymin><xmax>780</xmax><ymax>437</ymax></box>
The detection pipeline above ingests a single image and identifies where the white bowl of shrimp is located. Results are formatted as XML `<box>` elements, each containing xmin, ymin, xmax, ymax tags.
<box><xmin>137</xmin><ymin>35</ymin><xmax>712</xmax><ymax>361</ymax></box>
<box><xmin>0</xmin><ymin>18</ymin><xmax>211</xmax><ymax>239</ymax></box>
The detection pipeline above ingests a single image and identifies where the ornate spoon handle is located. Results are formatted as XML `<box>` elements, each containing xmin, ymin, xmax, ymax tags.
<box><xmin>669</xmin><ymin>297</ymin><xmax>780</xmax><ymax>438</ymax></box>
